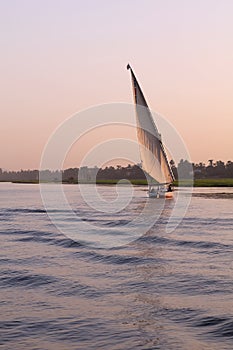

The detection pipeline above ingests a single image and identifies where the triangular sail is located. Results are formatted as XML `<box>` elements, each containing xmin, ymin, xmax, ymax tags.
<box><xmin>127</xmin><ymin>64</ymin><xmax>174</xmax><ymax>184</ymax></box>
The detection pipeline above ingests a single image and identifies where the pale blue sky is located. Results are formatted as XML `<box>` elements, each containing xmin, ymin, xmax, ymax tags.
<box><xmin>1</xmin><ymin>0</ymin><xmax>233</xmax><ymax>169</ymax></box>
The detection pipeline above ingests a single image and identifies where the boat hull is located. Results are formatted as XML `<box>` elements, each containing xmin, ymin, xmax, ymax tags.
<box><xmin>148</xmin><ymin>189</ymin><xmax>173</xmax><ymax>199</ymax></box>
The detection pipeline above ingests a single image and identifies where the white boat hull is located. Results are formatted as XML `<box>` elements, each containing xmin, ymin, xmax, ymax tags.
<box><xmin>148</xmin><ymin>192</ymin><xmax>173</xmax><ymax>199</ymax></box>
<box><xmin>148</xmin><ymin>186</ymin><xmax>173</xmax><ymax>199</ymax></box>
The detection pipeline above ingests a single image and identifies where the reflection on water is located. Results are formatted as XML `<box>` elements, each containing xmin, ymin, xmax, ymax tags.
<box><xmin>0</xmin><ymin>183</ymin><xmax>233</xmax><ymax>349</ymax></box>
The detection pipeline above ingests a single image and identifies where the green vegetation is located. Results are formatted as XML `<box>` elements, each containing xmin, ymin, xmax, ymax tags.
<box><xmin>193</xmin><ymin>178</ymin><xmax>233</xmax><ymax>187</ymax></box>
<box><xmin>3</xmin><ymin>161</ymin><xmax>233</xmax><ymax>187</ymax></box>
<box><xmin>11</xmin><ymin>179</ymin><xmax>148</xmax><ymax>185</ymax></box>
<box><xmin>12</xmin><ymin>180</ymin><xmax>40</xmax><ymax>184</ymax></box>
<box><xmin>11</xmin><ymin>178</ymin><xmax>233</xmax><ymax>187</ymax></box>
<box><xmin>173</xmin><ymin>178</ymin><xmax>233</xmax><ymax>187</ymax></box>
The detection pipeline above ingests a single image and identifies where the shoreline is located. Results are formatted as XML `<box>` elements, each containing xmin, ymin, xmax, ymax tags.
<box><xmin>4</xmin><ymin>178</ymin><xmax>233</xmax><ymax>187</ymax></box>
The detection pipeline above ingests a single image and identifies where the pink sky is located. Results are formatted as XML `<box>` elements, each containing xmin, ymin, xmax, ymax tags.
<box><xmin>1</xmin><ymin>0</ymin><xmax>233</xmax><ymax>170</ymax></box>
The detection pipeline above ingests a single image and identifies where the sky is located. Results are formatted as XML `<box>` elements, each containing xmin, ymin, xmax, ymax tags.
<box><xmin>1</xmin><ymin>0</ymin><xmax>233</xmax><ymax>170</ymax></box>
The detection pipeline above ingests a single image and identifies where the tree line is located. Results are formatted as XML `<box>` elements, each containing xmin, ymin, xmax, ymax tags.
<box><xmin>0</xmin><ymin>159</ymin><xmax>233</xmax><ymax>182</ymax></box>
<box><xmin>172</xmin><ymin>159</ymin><xmax>233</xmax><ymax>179</ymax></box>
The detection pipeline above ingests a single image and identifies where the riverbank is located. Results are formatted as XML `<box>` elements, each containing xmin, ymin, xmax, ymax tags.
<box><xmin>8</xmin><ymin>178</ymin><xmax>233</xmax><ymax>186</ymax></box>
<box><xmin>173</xmin><ymin>178</ymin><xmax>233</xmax><ymax>187</ymax></box>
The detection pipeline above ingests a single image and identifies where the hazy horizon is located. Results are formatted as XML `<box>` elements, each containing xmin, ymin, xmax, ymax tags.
<box><xmin>1</xmin><ymin>0</ymin><xmax>233</xmax><ymax>170</ymax></box>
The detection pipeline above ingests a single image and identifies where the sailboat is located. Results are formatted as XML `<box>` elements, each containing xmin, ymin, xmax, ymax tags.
<box><xmin>127</xmin><ymin>64</ymin><xmax>174</xmax><ymax>198</ymax></box>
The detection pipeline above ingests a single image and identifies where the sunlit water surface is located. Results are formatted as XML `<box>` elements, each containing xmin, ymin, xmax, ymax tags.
<box><xmin>0</xmin><ymin>183</ymin><xmax>233</xmax><ymax>350</ymax></box>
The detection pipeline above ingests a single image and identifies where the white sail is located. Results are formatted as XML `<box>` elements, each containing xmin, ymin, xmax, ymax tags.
<box><xmin>127</xmin><ymin>64</ymin><xmax>174</xmax><ymax>184</ymax></box>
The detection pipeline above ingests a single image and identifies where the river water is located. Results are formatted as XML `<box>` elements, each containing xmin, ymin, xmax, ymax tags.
<box><xmin>0</xmin><ymin>183</ymin><xmax>233</xmax><ymax>349</ymax></box>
